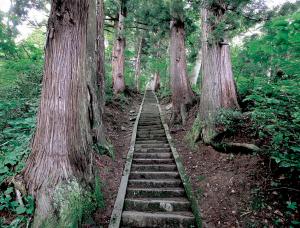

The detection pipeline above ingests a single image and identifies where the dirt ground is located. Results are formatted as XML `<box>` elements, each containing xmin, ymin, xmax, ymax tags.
<box><xmin>161</xmin><ymin>103</ymin><xmax>270</xmax><ymax>228</ymax></box>
<box><xmin>93</xmin><ymin>93</ymin><xmax>298</xmax><ymax>228</ymax></box>
<box><xmin>93</xmin><ymin>93</ymin><xmax>142</xmax><ymax>227</ymax></box>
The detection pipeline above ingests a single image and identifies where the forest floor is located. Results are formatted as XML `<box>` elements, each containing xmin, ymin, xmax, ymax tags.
<box><xmin>93</xmin><ymin>91</ymin><xmax>142</xmax><ymax>227</ymax></box>
<box><xmin>160</xmin><ymin>98</ymin><xmax>287</xmax><ymax>228</ymax></box>
<box><xmin>91</xmin><ymin>92</ymin><xmax>298</xmax><ymax>228</ymax></box>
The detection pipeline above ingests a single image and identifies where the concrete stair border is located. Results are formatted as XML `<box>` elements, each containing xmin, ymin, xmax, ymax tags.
<box><xmin>109</xmin><ymin>90</ymin><xmax>201</xmax><ymax>228</ymax></box>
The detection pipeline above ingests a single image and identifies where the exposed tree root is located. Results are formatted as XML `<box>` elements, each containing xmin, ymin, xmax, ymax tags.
<box><xmin>7</xmin><ymin>175</ymin><xmax>27</xmax><ymax>196</ymax></box>
<box><xmin>211</xmin><ymin>141</ymin><xmax>261</xmax><ymax>154</ymax></box>
<box><xmin>195</xmin><ymin>126</ymin><xmax>261</xmax><ymax>154</ymax></box>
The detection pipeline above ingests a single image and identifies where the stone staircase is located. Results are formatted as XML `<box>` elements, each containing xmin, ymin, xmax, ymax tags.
<box><xmin>121</xmin><ymin>90</ymin><xmax>196</xmax><ymax>227</ymax></box>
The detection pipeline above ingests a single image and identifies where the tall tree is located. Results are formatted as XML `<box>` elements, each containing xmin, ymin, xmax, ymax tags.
<box><xmin>169</xmin><ymin>0</ymin><xmax>194</xmax><ymax>125</ymax></box>
<box><xmin>197</xmin><ymin>0</ymin><xmax>268</xmax><ymax>143</ymax></box>
<box><xmin>97</xmin><ymin>0</ymin><xmax>105</xmax><ymax>99</ymax></box>
<box><xmin>134</xmin><ymin>36</ymin><xmax>144</xmax><ymax>91</ymax></box>
<box><xmin>112</xmin><ymin>0</ymin><xmax>127</xmax><ymax>94</ymax></box>
<box><xmin>22</xmin><ymin>0</ymin><xmax>104</xmax><ymax>224</ymax></box>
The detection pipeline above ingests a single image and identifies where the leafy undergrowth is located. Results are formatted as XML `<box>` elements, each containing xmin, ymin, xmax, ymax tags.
<box><xmin>212</xmin><ymin>72</ymin><xmax>300</xmax><ymax>226</ymax></box>
<box><xmin>0</xmin><ymin>76</ymin><xmax>40</xmax><ymax>226</ymax></box>
<box><xmin>215</xmin><ymin>106</ymin><xmax>300</xmax><ymax>226</ymax></box>
<box><xmin>0</xmin><ymin>93</ymin><xmax>38</xmax><ymax>226</ymax></box>
<box><xmin>0</xmin><ymin>38</ymin><xmax>43</xmax><ymax>226</ymax></box>
<box><xmin>217</xmin><ymin>11</ymin><xmax>300</xmax><ymax>226</ymax></box>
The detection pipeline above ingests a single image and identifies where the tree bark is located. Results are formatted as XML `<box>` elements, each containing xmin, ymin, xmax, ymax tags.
<box><xmin>153</xmin><ymin>72</ymin><xmax>160</xmax><ymax>91</ymax></box>
<box><xmin>97</xmin><ymin>0</ymin><xmax>105</xmax><ymax>100</ymax></box>
<box><xmin>199</xmin><ymin>8</ymin><xmax>239</xmax><ymax>143</ymax></box>
<box><xmin>170</xmin><ymin>18</ymin><xmax>194</xmax><ymax>125</ymax></box>
<box><xmin>134</xmin><ymin>37</ymin><xmax>144</xmax><ymax>91</ymax></box>
<box><xmin>23</xmin><ymin>0</ymin><xmax>104</xmax><ymax>224</ymax></box>
<box><xmin>190</xmin><ymin>47</ymin><xmax>202</xmax><ymax>86</ymax></box>
<box><xmin>112</xmin><ymin>0</ymin><xmax>126</xmax><ymax>94</ymax></box>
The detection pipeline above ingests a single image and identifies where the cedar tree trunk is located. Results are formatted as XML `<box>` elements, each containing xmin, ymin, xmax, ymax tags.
<box><xmin>153</xmin><ymin>72</ymin><xmax>160</xmax><ymax>91</ymax></box>
<box><xmin>170</xmin><ymin>18</ymin><xmax>194</xmax><ymax>125</ymax></box>
<box><xmin>199</xmin><ymin>8</ymin><xmax>239</xmax><ymax>143</ymax></box>
<box><xmin>134</xmin><ymin>37</ymin><xmax>144</xmax><ymax>91</ymax></box>
<box><xmin>23</xmin><ymin>0</ymin><xmax>104</xmax><ymax>224</ymax></box>
<box><xmin>97</xmin><ymin>0</ymin><xmax>105</xmax><ymax>101</ymax></box>
<box><xmin>112</xmin><ymin>0</ymin><xmax>126</xmax><ymax>94</ymax></box>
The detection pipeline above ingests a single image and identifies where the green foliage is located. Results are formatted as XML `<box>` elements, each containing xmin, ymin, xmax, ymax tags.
<box><xmin>47</xmin><ymin>181</ymin><xmax>95</xmax><ymax>227</ymax></box>
<box><xmin>232</xmin><ymin>12</ymin><xmax>300</xmax><ymax>171</ymax></box>
<box><xmin>0</xmin><ymin>188</ymin><xmax>34</xmax><ymax>215</ymax></box>
<box><xmin>215</xmin><ymin>109</ymin><xmax>243</xmax><ymax>134</ymax></box>
<box><xmin>185</xmin><ymin>116</ymin><xmax>202</xmax><ymax>150</ymax></box>
<box><xmin>95</xmin><ymin>175</ymin><xmax>105</xmax><ymax>209</ymax></box>
<box><xmin>0</xmin><ymin>99</ymin><xmax>38</xmax><ymax>184</ymax></box>
<box><xmin>0</xmin><ymin>26</ymin><xmax>44</xmax><ymax>227</ymax></box>
<box><xmin>44</xmin><ymin>175</ymin><xmax>105</xmax><ymax>227</ymax></box>
<box><xmin>94</xmin><ymin>142</ymin><xmax>115</xmax><ymax>160</ymax></box>
<box><xmin>0</xmin><ymin>187</ymin><xmax>34</xmax><ymax>227</ymax></box>
<box><xmin>204</xmin><ymin>0</ymin><xmax>268</xmax><ymax>43</ymax></box>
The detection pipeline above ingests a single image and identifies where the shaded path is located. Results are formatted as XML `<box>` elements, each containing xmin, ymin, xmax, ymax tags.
<box><xmin>110</xmin><ymin>90</ymin><xmax>196</xmax><ymax>228</ymax></box>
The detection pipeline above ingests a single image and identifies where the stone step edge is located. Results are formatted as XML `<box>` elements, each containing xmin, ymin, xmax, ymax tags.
<box><xmin>108</xmin><ymin>90</ymin><xmax>147</xmax><ymax>228</ymax></box>
<box><xmin>154</xmin><ymin>92</ymin><xmax>202</xmax><ymax>228</ymax></box>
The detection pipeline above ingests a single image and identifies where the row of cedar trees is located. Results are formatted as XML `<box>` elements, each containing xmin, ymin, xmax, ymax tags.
<box><xmin>21</xmin><ymin>0</ymin><xmax>239</xmax><ymax>224</ymax></box>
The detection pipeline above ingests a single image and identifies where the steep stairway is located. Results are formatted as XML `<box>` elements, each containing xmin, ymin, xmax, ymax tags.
<box><xmin>120</xmin><ymin>90</ymin><xmax>196</xmax><ymax>228</ymax></box>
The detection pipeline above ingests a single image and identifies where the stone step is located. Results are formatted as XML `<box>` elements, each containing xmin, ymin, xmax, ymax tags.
<box><xmin>137</xmin><ymin>133</ymin><xmax>166</xmax><ymax>138</ymax></box>
<box><xmin>128</xmin><ymin>179</ymin><xmax>182</xmax><ymax>188</ymax></box>
<box><xmin>121</xmin><ymin>211</ymin><xmax>195</xmax><ymax>228</ymax></box>
<box><xmin>135</xmin><ymin>139</ymin><xmax>168</xmax><ymax>144</ymax></box>
<box><xmin>137</xmin><ymin>136</ymin><xmax>167</xmax><ymax>140</ymax></box>
<box><xmin>138</xmin><ymin>123</ymin><xmax>162</xmax><ymax>126</ymax></box>
<box><xmin>126</xmin><ymin>187</ymin><xmax>185</xmax><ymax>198</ymax></box>
<box><xmin>135</xmin><ymin>148</ymin><xmax>171</xmax><ymax>153</ymax></box>
<box><xmin>139</xmin><ymin>118</ymin><xmax>161</xmax><ymax>121</ymax></box>
<box><xmin>132</xmin><ymin>158</ymin><xmax>175</xmax><ymax>165</ymax></box>
<box><xmin>137</xmin><ymin>129</ymin><xmax>165</xmax><ymax>134</ymax></box>
<box><xmin>140</xmin><ymin>119</ymin><xmax>161</xmax><ymax>123</ymax></box>
<box><xmin>138</xmin><ymin>124</ymin><xmax>162</xmax><ymax>127</ymax></box>
<box><xmin>139</xmin><ymin>122</ymin><xmax>162</xmax><ymax>125</ymax></box>
<box><xmin>131</xmin><ymin>164</ymin><xmax>177</xmax><ymax>172</ymax></box>
<box><xmin>115</xmin><ymin>91</ymin><xmax>196</xmax><ymax>228</ymax></box>
<box><xmin>135</xmin><ymin>143</ymin><xmax>170</xmax><ymax>148</ymax></box>
<box><xmin>130</xmin><ymin>171</ymin><xmax>180</xmax><ymax>179</ymax></box>
<box><xmin>134</xmin><ymin>152</ymin><xmax>172</xmax><ymax>159</ymax></box>
<box><xmin>124</xmin><ymin>198</ymin><xmax>191</xmax><ymax>212</ymax></box>
<box><xmin>137</xmin><ymin>129</ymin><xmax>165</xmax><ymax>133</ymax></box>
<box><xmin>138</xmin><ymin>124</ymin><xmax>163</xmax><ymax>126</ymax></box>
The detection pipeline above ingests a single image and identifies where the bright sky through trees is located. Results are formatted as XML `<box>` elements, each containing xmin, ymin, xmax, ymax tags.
<box><xmin>0</xmin><ymin>0</ymin><xmax>297</xmax><ymax>41</ymax></box>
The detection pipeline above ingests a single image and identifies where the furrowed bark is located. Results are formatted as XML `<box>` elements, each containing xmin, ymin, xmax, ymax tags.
<box><xmin>170</xmin><ymin>18</ymin><xmax>194</xmax><ymax>125</ymax></box>
<box><xmin>97</xmin><ymin>0</ymin><xmax>105</xmax><ymax>101</ymax></box>
<box><xmin>112</xmin><ymin>0</ymin><xmax>126</xmax><ymax>94</ymax></box>
<box><xmin>23</xmin><ymin>0</ymin><xmax>104</xmax><ymax>224</ymax></box>
<box><xmin>199</xmin><ymin>7</ymin><xmax>239</xmax><ymax>143</ymax></box>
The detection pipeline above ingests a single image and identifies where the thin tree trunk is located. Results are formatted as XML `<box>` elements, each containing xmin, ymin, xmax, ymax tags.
<box><xmin>134</xmin><ymin>37</ymin><xmax>144</xmax><ymax>91</ymax></box>
<box><xmin>190</xmin><ymin>47</ymin><xmax>202</xmax><ymax>86</ymax></box>
<box><xmin>153</xmin><ymin>72</ymin><xmax>160</xmax><ymax>91</ymax></box>
<box><xmin>23</xmin><ymin>0</ymin><xmax>103</xmax><ymax>224</ymax></box>
<box><xmin>112</xmin><ymin>0</ymin><xmax>126</xmax><ymax>94</ymax></box>
<box><xmin>199</xmin><ymin>8</ymin><xmax>239</xmax><ymax>143</ymax></box>
<box><xmin>170</xmin><ymin>18</ymin><xmax>194</xmax><ymax>125</ymax></box>
<box><xmin>97</xmin><ymin>0</ymin><xmax>105</xmax><ymax>101</ymax></box>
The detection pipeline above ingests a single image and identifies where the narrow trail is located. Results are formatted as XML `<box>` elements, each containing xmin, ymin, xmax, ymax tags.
<box><xmin>110</xmin><ymin>90</ymin><xmax>196</xmax><ymax>228</ymax></box>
